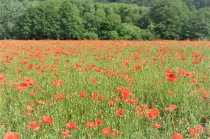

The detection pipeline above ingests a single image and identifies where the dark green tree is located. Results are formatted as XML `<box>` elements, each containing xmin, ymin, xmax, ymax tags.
<box><xmin>41</xmin><ymin>0</ymin><xmax>61</xmax><ymax>39</ymax></box>
<box><xmin>150</xmin><ymin>0</ymin><xmax>190</xmax><ymax>40</ymax></box>
<box><xmin>118</xmin><ymin>23</ymin><xmax>142</xmax><ymax>40</ymax></box>
<box><xmin>59</xmin><ymin>0</ymin><xmax>84</xmax><ymax>40</ymax></box>
<box><xmin>182</xmin><ymin>7</ymin><xmax>210</xmax><ymax>40</ymax></box>
<box><xmin>98</xmin><ymin>9</ymin><xmax>121</xmax><ymax>39</ymax></box>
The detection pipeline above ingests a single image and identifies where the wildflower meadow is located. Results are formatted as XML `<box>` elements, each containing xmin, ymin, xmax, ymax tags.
<box><xmin>0</xmin><ymin>40</ymin><xmax>210</xmax><ymax>138</ymax></box>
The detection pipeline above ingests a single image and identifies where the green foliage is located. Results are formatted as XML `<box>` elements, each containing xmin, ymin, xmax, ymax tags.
<box><xmin>98</xmin><ymin>12</ymin><xmax>121</xmax><ymax>39</ymax></box>
<box><xmin>0</xmin><ymin>24</ymin><xmax>5</xmax><ymax>39</ymax></box>
<box><xmin>182</xmin><ymin>7</ymin><xmax>210</xmax><ymax>40</ymax></box>
<box><xmin>59</xmin><ymin>0</ymin><xmax>84</xmax><ymax>40</ymax></box>
<box><xmin>150</xmin><ymin>0</ymin><xmax>190</xmax><ymax>40</ymax></box>
<box><xmin>0</xmin><ymin>1</ymin><xmax>26</xmax><ymax>39</ymax></box>
<box><xmin>119</xmin><ymin>4</ymin><xmax>141</xmax><ymax>25</ymax></box>
<box><xmin>118</xmin><ymin>23</ymin><xmax>141</xmax><ymax>40</ymax></box>
<box><xmin>1</xmin><ymin>0</ymin><xmax>210</xmax><ymax>40</ymax></box>
<box><xmin>141</xmin><ymin>29</ymin><xmax>155</xmax><ymax>40</ymax></box>
<box><xmin>83</xmin><ymin>32</ymin><xmax>98</xmax><ymax>40</ymax></box>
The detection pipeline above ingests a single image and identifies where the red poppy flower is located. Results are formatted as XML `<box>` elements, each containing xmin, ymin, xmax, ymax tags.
<box><xmin>121</xmin><ymin>88</ymin><xmax>132</xmax><ymax>102</ymax></box>
<box><xmin>108</xmin><ymin>100</ymin><xmax>115</xmax><ymax>106</ymax></box>
<box><xmin>60</xmin><ymin>130</ymin><xmax>71</xmax><ymax>137</ymax></box>
<box><xmin>55</xmin><ymin>93</ymin><xmax>63</xmax><ymax>101</ymax></box>
<box><xmin>165</xmin><ymin>104</ymin><xmax>177</xmax><ymax>112</ymax></box>
<box><xmin>66</xmin><ymin>122</ymin><xmax>78</xmax><ymax>130</ymax></box>
<box><xmin>41</xmin><ymin>116</ymin><xmax>53</xmax><ymax>124</ymax></box>
<box><xmin>52</xmin><ymin>81</ymin><xmax>59</xmax><ymax>87</ymax></box>
<box><xmin>189</xmin><ymin>129</ymin><xmax>199</xmax><ymax>137</ymax></box>
<box><xmin>4</xmin><ymin>132</ymin><xmax>20</xmax><ymax>139</ymax></box>
<box><xmin>137</xmin><ymin>110</ymin><xmax>143</xmax><ymax>117</ymax></box>
<box><xmin>86</xmin><ymin>122</ymin><xmax>95</xmax><ymax>129</ymax></box>
<box><xmin>166</xmin><ymin>73</ymin><xmax>177</xmax><ymax>82</ymax></box>
<box><xmin>153</xmin><ymin>123</ymin><xmax>162</xmax><ymax>129</ymax></box>
<box><xmin>17</xmin><ymin>69</ymin><xmax>22</xmax><ymax>73</ymax></box>
<box><xmin>26</xmin><ymin>105</ymin><xmax>33</xmax><ymax>111</ymax></box>
<box><xmin>168</xmin><ymin>91</ymin><xmax>175</xmax><ymax>95</ymax></box>
<box><xmin>30</xmin><ymin>92</ymin><xmax>36</xmax><ymax>97</ymax></box>
<box><xmin>134</xmin><ymin>65</ymin><xmax>141</xmax><ymax>70</ymax></box>
<box><xmin>196</xmin><ymin>124</ymin><xmax>204</xmax><ymax>132</ymax></box>
<box><xmin>112</xmin><ymin>129</ymin><xmax>119</xmax><ymax>136</ymax></box>
<box><xmin>95</xmin><ymin>118</ymin><xmax>102</xmax><ymax>126</ymax></box>
<box><xmin>91</xmin><ymin>92</ymin><xmax>97</xmax><ymax>99</ymax></box>
<box><xmin>80</xmin><ymin>92</ymin><xmax>88</xmax><ymax>98</ymax></box>
<box><xmin>102</xmin><ymin>128</ymin><xmax>111</xmax><ymax>136</ymax></box>
<box><xmin>90</xmin><ymin>78</ymin><xmax>97</xmax><ymax>84</ymax></box>
<box><xmin>116</xmin><ymin>88</ymin><xmax>122</xmax><ymax>92</ymax></box>
<box><xmin>117</xmin><ymin>109</ymin><xmax>124</xmax><ymax>117</ymax></box>
<box><xmin>147</xmin><ymin>108</ymin><xmax>160</xmax><ymax>120</ymax></box>
<box><xmin>97</xmin><ymin>95</ymin><xmax>104</xmax><ymax>102</ymax></box>
<box><xmin>0</xmin><ymin>74</ymin><xmax>6</xmax><ymax>81</ymax></box>
<box><xmin>173</xmin><ymin>132</ymin><xmax>183</xmax><ymax>139</ymax></box>
<box><xmin>129</xmin><ymin>99</ymin><xmax>138</xmax><ymax>105</ymax></box>
<box><xmin>141</xmin><ymin>104</ymin><xmax>148</xmax><ymax>109</ymax></box>
<box><xmin>26</xmin><ymin>121</ymin><xmax>40</xmax><ymax>131</ymax></box>
<box><xmin>37</xmin><ymin>100</ymin><xmax>44</xmax><ymax>105</ymax></box>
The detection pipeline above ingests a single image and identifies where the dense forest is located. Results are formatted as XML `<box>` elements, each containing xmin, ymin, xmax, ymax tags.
<box><xmin>0</xmin><ymin>0</ymin><xmax>210</xmax><ymax>40</ymax></box>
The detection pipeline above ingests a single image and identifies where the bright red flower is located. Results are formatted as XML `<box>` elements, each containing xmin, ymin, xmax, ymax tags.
<box><xmin>112</xmin><ymin>129</ymin><xmax>119</xmax><ymax>136</ymax></box>
<box><xmin>86</xmin><ymin>122</ymin><xmax>95</xmax><ymax>129</ymax></box>
<box><xmin>166</xmin><ymin>73</ymin><xmax>177</xmax><ymax>82</ymax></box>
<box><xmin>26</xmin><ymin>105</ymin><xmax>33</xmax><ymax>111</ymax></box>
<box><xmin>165</xmin><ymin>104</ymin><xmax>177</xmax><ymax>112</ymax></box>
<box><xmin>168</xmin><ymin>91</ymin><xmax>175</xmax><ymax>95</ymax></box>
<box><xmin>141</xmin><ymin>104</ymin><xmax>148</xmax><ymax>109</ymax></box>
<box><xmin>55</xmin><ymin>93</ymin><xmax>63</xmax><ymax>101</ymax></box>
<box><xmin>121</xmin><ymin>88</ymin><xmax>132</xmax><ymax>102</ymax></box>
<box><xmin>173</xmin><ymin>132</ymin><xmax>183</xmax><ymax>139</ymax></box>
<box><xmin>3</xmin><ymin>132</ymin><xmax>20</xmax><ymax>139</ymax></box>
<box><xmin>97</xmin><ymin>95</ymin><xmax>104</xmax><ymax>102</ymax></box>
<box><xmin>137</xmin><ymin>110</ymin><xmax>143</xmax><ymax>117</ymax></box>
<box><xmin>58</xmin><ymin>79</ymin><xmax>64</xmax><ymax>85</ymax></box>
<box><xmin>153</xmin><ymin>123</ymin><xmax>162</xmax><ymax>129</ymax></box>
<box><xmin>147</xmin><ymin>108</ymin><xmax>160</xmax><ymax>120</ymax></box>
<box><xmin>129</xmin><ymin>99</ymin><xmax>138</xmax><ymax>105</ymax></box>
<box><xmin>28</xmin><ymin>63</ymin><xmax>33</xmax><ymax>69</ymax></box>
<box><xmin>66</xmin><ymin>122</ymin><xmax>78</xmax><ymax>130</ymax></box>
<box><xmin>80</xmin><ymin>92</ymin><xmax>88</xmax><ymax>98</ymax></box>
<box><xmin>20</xmin><ymin>81</ymin><xmax>30</xmax><ymax>89</ymax></box>
<box><xmin>17</xmin><ymin>69</ymin><xmax>22</xmax><ymax>73</ymax></box>
<box><xmin>189</xmin><ymin>129</ymin><xmax>199</xmax><ymax>137</ymax></box>
<box><xmin>30</xmin><ymin>92</ymin><xmax>36</xmax><ymax>97</ymax></box>
<box><xmin>41</xmin><ymin>116</ymin><xmax>53</xmax><ymax>125</ymax></box>
<box><xmin>26</xmin><ymin>121</ymin><xmax>40</xmax><ymax>131</ymax></box>
<box><xmin>102</xmin><ymin>128</ymin><xmax>112</xmax><ymax>136</ymax></box>
<box><xmin>90</xmin><ymin>78</ymin><xmax>97</xmax><ymax>84</ymax></box>
<box><xmin>52</xmin><ymin>81</ymin><xmax>59</xmax><ymax>87</ymax></box>
<box><xmin>196</xmin><ymin>124</ymin><xmax>204</xmax><ymax>132</ymax></box>
<box><xmin>134</xmin><ymin>65</ymin><xmax>141</xmax><ymax>70</ymax></box>
<box><xmin>117</xmin><ymin>109</ymin><xmax>124</xmax><ymax>117</ymax></box>
<box><xmin>95</xmin><ymin>118</ymin><xmax>102</xmax><ymax>126</ymax></box>
<box><xmin>0</xmin><ymin>74</ymin><xmax>6</xmax><ymax>81</ymax></box>
<box><xmin>108</xmin><ymin>100</ymin><xmax>115</xmax><ymax>106</ymax></box>
<box><xmin>37</xmin><ymin>100</ymin><xmax>44</xmax><ymax>105</ymax></box>
<box><xmin>116</xmin><ymin>88</ymin><xmax>122</xmax><ymax>92</ymax></box>
<box><xmin>91</xmin><ymin>92</ymin><xmax>97</xmax><ymax>99</ymax></box>
<box><xmin>192</xmin><ymin>60</ymin><xmax>199</xmax><ymax>65</ymax></box>
<box><xmin>60</xmin><ymin>130</ymin><xmax>71</xmax><ymax>137</ymax></box>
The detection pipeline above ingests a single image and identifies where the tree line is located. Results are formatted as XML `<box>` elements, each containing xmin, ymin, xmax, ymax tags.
<box><xmin>0</xmin><ymin>0</ymin><xmax>210</xmax><ymax>40</ymax></box>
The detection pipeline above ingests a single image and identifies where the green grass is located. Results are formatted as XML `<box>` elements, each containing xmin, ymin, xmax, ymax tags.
<box><xmin>0</xmin><ymin>40</ymin><xmax>210</xmax><ymax>138</ymax></box>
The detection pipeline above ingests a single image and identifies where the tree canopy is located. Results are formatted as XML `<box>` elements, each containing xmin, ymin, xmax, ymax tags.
<box><xmin>0</xmin><ymin>0</ymin><xmax>210</xmax><ymax>40</ymax></box>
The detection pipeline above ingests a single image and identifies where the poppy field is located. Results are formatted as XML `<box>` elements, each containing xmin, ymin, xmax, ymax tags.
<box><xmin>0</xmin><ymin>40</ymin><xmax>210</xmax><ymax>139</ymax></box>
